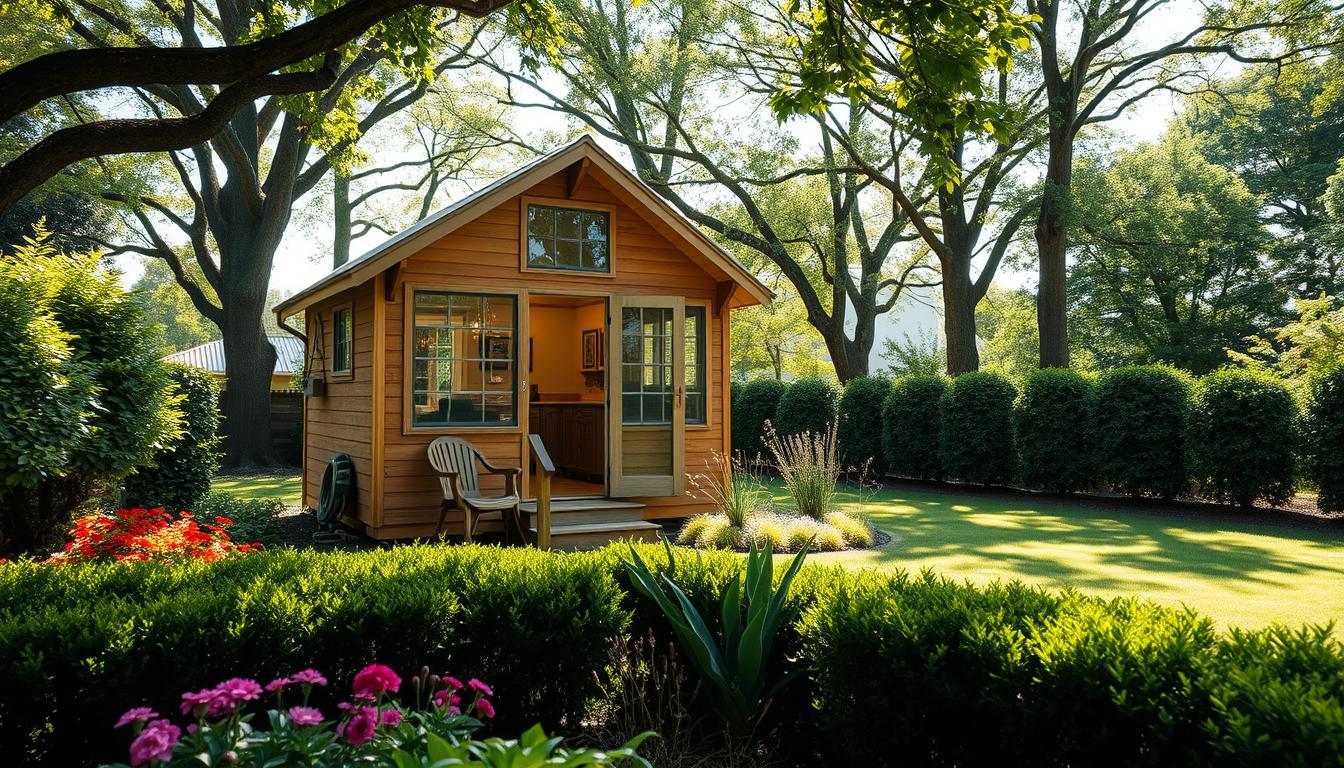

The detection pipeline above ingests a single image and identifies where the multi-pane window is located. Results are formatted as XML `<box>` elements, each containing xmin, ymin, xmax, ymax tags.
<box><xmin>332</xmin><ymin>306</ymin><xmax>352</xmax><ymax>375</ymax></box>
<box><xmin>684</xmin><ymin>306</ymin><xmax>706</xmax><ymax>424</ymax></box>
<box><xmin>410</xmin><ymin>292</ymin><xmax>517</xmax><ymax>427</ymax></box>
<box><xmin>526</xmin><ymin>204</ymin><xmax>611</xmax><ymax>272</ymax></box>
<box><xmin>620</xmin><ymin>307</ymin><xmax>674</xmax><ymax>424</ymax></box>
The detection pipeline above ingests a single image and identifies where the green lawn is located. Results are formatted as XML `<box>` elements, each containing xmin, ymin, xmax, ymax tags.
<box><xmin>792</xmin><ymin>481</ymin><xmax>1344</xmax><ymax>631</ymax></box>
<box><xmin>211</xmin><ymin>472</ymin><xmax>302</xmax><ymax>505</ymax></box>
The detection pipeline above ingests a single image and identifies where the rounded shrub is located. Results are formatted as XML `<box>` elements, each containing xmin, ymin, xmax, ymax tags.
<box><xmin>938</xmin><ymin>371</ymin><xmax>1017</xmax><ymax>485</ymax></box>
<box><xmin>732</xmin><ymin>378</ymin><xmax>787</xmax><ymax>461</ymax></box>
<box><xmin>881</xmin><ymin>375</ymin><xmax>948</xmax><ymax>480</ymax></box>
<box><xmin>837</xmin><ymin>376</ymin><xmax>891</xmax><ymax>476</ymax></box>
<box><xmin>773</xmin><ymin>376</ymin><xmax>840</xmax><ymax>439</ymax></box>
<box><xmin>1189</xmin><ymin>368</ymin><xmax>1297</xmax><ymax>508</ymax></box>
<box><xmin>123</xmin><ymin>363</ymin><xmax>222</xmax><ymax>511</ymax></box>
<box><xmin>1015</xmin><ymin>368</ymin><xmax>1096</xmax><ymax>492</ymax></box>
<box><xmin>1092</xmin><ymin>366</ymin><xmax>1192</xmax><ymax>497</ymax></box>
<box><xmin>1306</xmin><ymin>363</ymin><xmax>1344</xmax><ymax>513</ymax></box>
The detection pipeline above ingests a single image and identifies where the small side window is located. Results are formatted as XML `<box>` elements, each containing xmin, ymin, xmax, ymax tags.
<box><xmin>332</xmin><ymin>306</ymin><xmax>353</xmax><ymax>375</ymax></box>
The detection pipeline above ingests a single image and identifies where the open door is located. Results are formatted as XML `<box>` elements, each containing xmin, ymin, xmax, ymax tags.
<box><xmin>607</xmin><ymin>296</ymin><xmax>686</xmax><ymax>497</ymax></box>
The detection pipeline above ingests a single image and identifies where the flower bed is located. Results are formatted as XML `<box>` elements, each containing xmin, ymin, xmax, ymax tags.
<box><xmin>47</xmin><ymin>507</ymin><xmax>258</xmax><ymax>563</ymax></box>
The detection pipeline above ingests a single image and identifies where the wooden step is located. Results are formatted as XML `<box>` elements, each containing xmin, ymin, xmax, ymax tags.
<box><xmin>531</xmin><ymin>520</ymin><xmax>662</xmax><ymax>550</ymax></box>
<box><xmin>519</xmin><ymin>498</ymin><xmax>646</xmax><ymax>525</ymax></box>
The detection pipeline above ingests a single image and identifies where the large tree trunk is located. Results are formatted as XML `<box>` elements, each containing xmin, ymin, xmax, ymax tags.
<box><xmin>334</xmin><ymin>173</ymin><xmax>352</xmax><ymax>268</ymax></box>
<box><xmin>1036</xmin><ymin>124</ymin><xmax>1073</xmax><ymax>369</ymax></box>
<box><xmin>219</xmin><ymin>303</ymin><xmax>279</xmax><ymax>468</ymax></box>
<box><xmin>943</xmin><ymin>264</ymin><xmax>980</xmax><ymax>375</ymax></box>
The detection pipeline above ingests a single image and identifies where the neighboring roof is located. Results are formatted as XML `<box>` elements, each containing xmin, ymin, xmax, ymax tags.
<box><xmin>164</xmin><ymin>335</ymin><xmax>304</xmax><ymax>377</ymax></box>
<box><xmin>273</xmin><ymin>135</ymin><xmax>774</xmax><ymax>318</ymax></box>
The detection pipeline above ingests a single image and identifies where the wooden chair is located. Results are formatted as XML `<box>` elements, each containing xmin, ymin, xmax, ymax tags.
<box><xmin>427</xmin><ymin>436</ymin><xmax>523</xmax><ymax>542</ymax></box>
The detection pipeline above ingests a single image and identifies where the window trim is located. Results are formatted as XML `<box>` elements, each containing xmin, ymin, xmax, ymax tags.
<box><xmin>684</xmin><ymin>302</ymin><xmax>710</xmax><ymax>428</ymax></box>
<box><xmin>518</xmin><ymin>195</ymin><xmax>617</xmax><ymax>278</ymax></box>
<box><xmin>403</xmin><ymin>286</ymin><xmax>521</xmax><ymax>433</ymax></box>
<box><xmin>331</xmin><ymin>302</ymin><xmax>354</xmax><ymax>378</ymax></box>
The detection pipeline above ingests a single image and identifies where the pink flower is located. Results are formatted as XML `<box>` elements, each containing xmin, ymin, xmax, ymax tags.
<box><xmin>291</xmin><ymin>669</ymin><xmax>328</xmax><ymax>687</ymax></box>
<box><xmin>352</xmin><ymin>664</ymin><xmax>401</xmax><ymax>700</ymax></box>
<box><xmin>337</xmin><ymin>706</ymin><xmax>378</xmax><ymax>746</ymax></box>
<box><xmin>181</xmin><ymin>688</ymin><xmax>221</xmax><ymax>717</ymax></box>
<box><xmin>475</xmin><ymin>698</ymin><xmax>496</xmax><ymax>719</ymax></box>
<box><xmin>288</xmin><ymin>706</ymin><xmax>324</xmax><ymax>726</ymax></box>
<box><xmin>129</xmin><ymin>719</ymin><xmax>180</xmax><ymax>766</ymax></box>
<box><xmin>379</xmin><ymin>708</ymin><xmax>403</xmax><ymax>727</ymax></box>
<box><xmin>442</xmin><ymin>676</ymin><xmax>464</xmax><ymax>690</ymax></box>
<box><xmin>432</xmin><ymin>689</ymin><xmax>461</xmax><ymax>709</ymax></box>
<box><xmin>265</xmin><ymin>677</ymin><xmax>292</xmax><ymax>693</ymax></box>
<box><xmin>215</xmin><ymin>678</ymin><xmax>262</xmax><ymax>704</ymax></box>
<box><xmin>467</xmin><ymin>679</ymin><xmax>493</xmax><ymax>697</ymax></box>
<box><xmin>115</xmin><ymin>707</ymin><xmax>159</xmax><ymax>729</ymax></box>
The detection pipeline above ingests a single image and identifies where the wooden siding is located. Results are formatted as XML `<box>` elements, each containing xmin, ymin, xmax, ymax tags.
<box><xmin>302</xmin><ymin>283</ymin><xmax>376</xmax><ymax>523</ymax></box>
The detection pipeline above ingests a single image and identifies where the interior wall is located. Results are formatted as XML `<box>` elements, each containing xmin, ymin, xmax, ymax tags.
<box><xmin>528</xmin><ymin>301</ymin><xmax>605</xmax><ymax>401</ymax></box>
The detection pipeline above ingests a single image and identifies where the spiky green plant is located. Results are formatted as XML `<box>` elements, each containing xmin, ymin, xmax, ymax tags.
<box><xmin>622</xmin><ymin>540</ymin><xmax>809</xmax><ymax>736</ymax></box>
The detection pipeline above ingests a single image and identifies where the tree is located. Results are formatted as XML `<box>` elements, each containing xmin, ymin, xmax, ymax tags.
<box><xmin>1191</xmin><ymin>56</ymin><xmax>1344</xmax><ymax>296</ymax></box>
<box><xmin>133</xmin><ymin>259</ymin><xmax>222</xmax><ymax>355</ymax></box>
<box><xmin>474</xmin><ymin>0</ymin><xmax>942</xmax><ymax>380</ymax></box>
<box><xmin>1068</xmin><ymin>131</ymin><xmax>1282</xmax><ymax>373</ymax></box>
<box><xmin>878</xmin><ymin>330</ymin><xmax>945</xmax><ymax>378</ymax></box>
<box><xmin>0</xmin><ymin>0</ymin><xmax>562</xmax><ymax>211</ymax></box>
<box><xmin>1025</xmin><ymin>0</ymin><xmax>1343</xmax><ymax>368</ymax></box>
<box><xmin>1232</xmin><ymin>293</ymin><xmax>1344</xmax><ymax>380</ymax></box>
<box><xmin>0</xmin><ymin>117</ymin><xmax>109</xmax><ymax>251</ymax></box>
<box><xmin>976</xmin><ymin>287</ymin><xmax>1042</xmax><ymax>383</ymax></box>
<box><xmin>20</xmin><ymin>2</ymin><xmax>553</xmax><ymax>466</ymax></box>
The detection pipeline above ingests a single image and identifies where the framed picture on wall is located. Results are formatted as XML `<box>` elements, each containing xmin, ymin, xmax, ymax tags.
<box><xmin>582</xmin><ymin>328</ymin><xmax>601</xmax><ymax>370</ymax></box>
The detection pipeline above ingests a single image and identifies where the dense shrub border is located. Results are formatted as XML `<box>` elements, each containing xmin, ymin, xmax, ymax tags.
<box><xmin>836</xmin><ymin>376</ymin><xmax>890</xmax><ymax>476</ymax></box>
<box><xmin>731</xmin><ymin>379</ymin><xmax>786</xmax><ymax>461</ymax></box>
<box><xmin>4</xmin><ymin>544</ymin><xmax>1342</xmax><ymax>767</ymax></box>
<box><xmin>939</xmin><ymin>371</ymin><xmax>1017</xmax><ymax>485</ymax></box>
<box><xmin>1189</xmin><ymin>368</ymin><xmax>1298</xmax><ymax>508</ymax></box>
<box><xmin>881</xmin><ymin>374</ymin><xmax>947</xmax><ymax>480</ymax></box>
<box><xmin>1307</xmin><ymin>364</ymin><xmax>1344</xmax><ymax>513</ymax></box>
<box><xmin>122</xmin><ymin>363</ymin><xmax>222</xmax><ymax>511</ymax></box>
<box><xmin>773</xmin><ymin>376</ymin><xmax>840</xmax><ymax>439</ymax></box>
<box><xmin>1015</xmin><ymin>368</ymin><xmax>1096</xmax><ymax>492</ymax></box>
<box><xmin>1092</xmin><ymin>366</ymin><xmax>1193</xmax><ymax>498</ymax></box>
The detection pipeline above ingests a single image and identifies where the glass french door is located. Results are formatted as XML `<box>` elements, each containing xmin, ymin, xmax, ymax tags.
<box><xmin>607</xmin><ymin>296</ymin><xmax>686</xmax><ymax>497</ymax></box>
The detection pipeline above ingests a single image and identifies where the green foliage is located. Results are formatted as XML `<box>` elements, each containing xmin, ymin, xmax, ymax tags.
<box><xmin>977</xmin><ymin>287</ymin><xmax>1043</xmax><ymax>383</ymax></box>
<box><xmin>836</xmin><ymin>376</ymin><xmax>890</xmax><ymax>475</ymax></box>
<box><xmin>1092</xmin><ymin>366</ymin><xmax>1192</xmax><ymax>498</ymax></box>
<box><xmin>1069</xmin><ymin>131</ymin><xmax>1283</xmax><ymax>373</ymax></box>
<box><xmin>731</xmin><ymin>379</ymin><xmax>787</xmax><ymax>461</ymax></box>
<box><xmin>878</xmin><ymin>330</ymin><xmax>944</xmax><ymax>378</ymax></box>
<box><xmin>1234</xmin><ymin>293</ymin><xmax>1344</xmax><ymax>381</ymax></box>
<box><xmin>1306</xmin><ymin>364</ymin><xmax>1344</xmax><ymax>513</ymax></box>
<box><xmin>0</xmin><ymin>546</ymin><xmax>627</xmax><ymax>765</ymax></box>
<box><xmin>938</xmin><ymin>371</ymin><xmax>1017</xmax><ymax>485</ymax></box>
<box><xmin>0</xmin><ymin>229</ymin><xmax>180</xmax><ymax>553</ymax></box>
<box><xmin>623</xmin><ymin>540</ymin><xmax>809</xmax><ymax>735</ymax></box>
<box><xmin>772</xmin><ymin>376</ymin><xmax>839</xmax><ymax>439</ymax></box>
<box><xmin>1015</xmin><ymin>368</ymin><xmax>1095</xmax><ymax>492</ymax></box>
<box><xmin>1189</xmin><ymin>368</ymin><xmax>1298</xmax><ymax>508</ymax></box>
<box><xmin>881</xmin><ymin>374</ymin><xmax>948</xmax><ymax>479</ymax></box>
<box><xmin>122</xmin><ymin>364</ymin><xmax>221</xmax><ymax>512</ymax></box>
<box><xmin>769</xmin><ymin>0</ymin><xmax>1036</xmax><ymax>183</ymax></box>
<box><xmin>799</xmin><ymin>567</ymin><xmax>1344</xmax><ymax>765</ymax></box>
<box><xmin>193</xmin><ymin>492</ymin><xmax>287</xmax><ymax>547</ymax></box>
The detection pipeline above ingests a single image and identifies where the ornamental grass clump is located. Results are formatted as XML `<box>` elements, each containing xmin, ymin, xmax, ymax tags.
<box><xmin>689</xmin><ymin>453</ymin><xmax>767</xmax><ymax>528</ymax></box>
<box><xmin>763</xmin><ymin>419</ymin><xmax>840</xmax><ymax>520</ymax></box>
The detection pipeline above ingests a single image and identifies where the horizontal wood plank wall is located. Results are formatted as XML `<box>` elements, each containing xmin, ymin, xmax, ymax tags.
<box><xmin>304</xmin><ymin>284</ymin><xmax>375</xmax><ymax>525</ymax></box>
<box><xmin>374</xmin><ymin>168</ymin><xmax>723</xmax><ymax>538</ymax></box>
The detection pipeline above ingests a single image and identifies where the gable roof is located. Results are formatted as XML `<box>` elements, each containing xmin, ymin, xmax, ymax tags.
<box><xmin>164</xmin><ymin>335</ymin><xmax>304</xmax><ymax>377</ymax></box>
<box><xmin>273</xmin><ymin>135</ymin><xmax>773</xmax><ymax>318</ymax></box>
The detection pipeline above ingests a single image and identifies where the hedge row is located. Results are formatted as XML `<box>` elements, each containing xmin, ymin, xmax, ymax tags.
<box><xmin>2</xmin><ymin>545</ymin><xmax>1342</xmax><ymax>766</ymax></box>
<box><xmin>735</xmin><ymin>364</ymin><xmax>1344</xmax><ymax>509</ymax></box>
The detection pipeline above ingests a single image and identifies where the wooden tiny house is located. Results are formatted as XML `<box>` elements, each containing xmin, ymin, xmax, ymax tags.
<box><xmin>274</xmin><ymin>137</ymin><xmax>772</xmax><ymax>545</ymax></box>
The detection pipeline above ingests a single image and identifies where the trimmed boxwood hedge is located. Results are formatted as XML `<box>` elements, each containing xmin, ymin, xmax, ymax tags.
<box><xmin>1015</xmin><ymin>368</ymin><xmax>1095</xmax><ymax>492</ymax></box>
<box><xmin>1307</xmin><ymin>364</ymin><xmax>1344</xmax><ymax>514</ymax></box>
<box><xmin>939</xmin><ymin>371</ymin><xmax>1017</xmax><ymax>485</ymax></box>
<box><xmin>3</xmin><ymin>545</ymin><xmax>1343</xmax><ymax>767</ymax></box>
<box><xmin>837</xmin><ymin>376</ymin><xmax>890</xmax><ymax>476</ymax></box>
<box><xmin>1189</xmin><ymin>368</ymin><xmax>1298</xmax><ymax>508</ymax></box>
<box><xmin>1092</xmin><ymin>366</ymin><xmax>1192</xmax><ymax>498</ymax></box>
<box><xmin>882</xmin><ymin>374</ymin><xmax>948</xmax><ymax>480</ymax></box>
<box><xmin>773</xmin><ymin>376</ymin><xmax>840</xmax><ymax>439</ymax></box>
<box><xmin>731</xmin><ymin>378</ymin><xmax>786</xmax><ymax>461</ymax></box>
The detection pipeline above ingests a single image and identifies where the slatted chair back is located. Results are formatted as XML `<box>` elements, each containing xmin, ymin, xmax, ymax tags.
<box><xmin>427</xmin><ymin>436</ymin><xmax>481</xmax><ymax>500</ymax></box>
